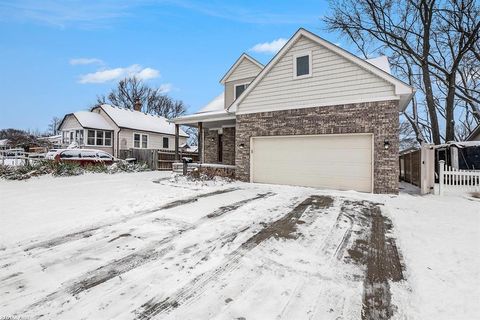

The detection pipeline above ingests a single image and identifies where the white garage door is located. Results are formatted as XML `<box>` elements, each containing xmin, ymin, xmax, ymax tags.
<box><xmin>251</xmin><ymin>134</ymin><xmax>373</xmax><ymax>192</ymax></box>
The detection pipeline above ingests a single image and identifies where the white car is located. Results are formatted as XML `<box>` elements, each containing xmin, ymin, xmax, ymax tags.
<box><xmin>53</xmin><ymin>149</ymin><xmax>115</xmax><ymax>165</ymax></box>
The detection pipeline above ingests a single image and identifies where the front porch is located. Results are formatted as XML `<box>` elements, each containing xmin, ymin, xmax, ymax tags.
<box><xmin>172</xmin><ymin>110</ymin><xmax>237</xmax><ymax>167</ymax></box>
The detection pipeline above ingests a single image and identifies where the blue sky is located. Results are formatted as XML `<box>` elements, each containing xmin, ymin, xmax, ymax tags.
<box><xmin>0</xmin><ymin>0</ymin><xmax>346</xmax><ymax>132</ymax></box>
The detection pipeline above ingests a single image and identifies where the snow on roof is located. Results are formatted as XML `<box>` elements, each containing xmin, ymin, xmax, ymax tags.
<box><xmin>365</xmin><ymin>56</ymin><xmax>391</xmax><ymax>74</ymax></box>
<box><xmin>99</xmin><ymin>104</ymin><xmax>188</xmax><ymax>137</ymax></box>
<box><xmin>199</xmin><ymin>93</ymin><xmax>224</xmax><ymax>113</ymax></box>
<box><xmin>0</xmin><ymin>139</ymin><xmax>10</xmax><ymax>146</ymax></box>
<box><xmin>74</xmin><ymin>111</ymin><xmax>113</xmax><ymax>131</ymax></box>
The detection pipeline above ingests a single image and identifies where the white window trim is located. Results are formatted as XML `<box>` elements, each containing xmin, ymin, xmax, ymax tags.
<box><xmin>133</xmin><ymin>132</ymin><xmax>149</xmax><ymax>149</ymax></box>
<box><xmin>234</xmin><ymin>82</ymin><xmax>250</xmax><ymax>100</ymax></box>
<box><xmin>85</xmin><ymin>129</ymin><xmax>113</xmax><ymax>147</ymax></box>
<box><xmin>293</xmin><ymin>51</ymin><xmax>313</xmax><ymax>79</ymax></box>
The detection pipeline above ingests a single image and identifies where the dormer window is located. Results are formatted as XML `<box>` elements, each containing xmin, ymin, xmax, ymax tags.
<box><xmin>234</xmin><ymin>83</ymin><xmax>249</xmax><ymax>100</ymax></box>
<box><xmin>293</xmin><ymin>52</ymin><xmax>312</xmax><ymax>79</ymax></box>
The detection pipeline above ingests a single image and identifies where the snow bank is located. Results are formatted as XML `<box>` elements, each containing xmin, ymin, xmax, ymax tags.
<box><xmin>384</xmin><ymin>191</ymin><xmax>480</xmax><ymax>319</ymax></box>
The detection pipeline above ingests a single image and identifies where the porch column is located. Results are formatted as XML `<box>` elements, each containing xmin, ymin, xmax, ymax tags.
<box><xmin>198</xmin><ymin>122</ymin><xmax>203</xmax><ymax>163</ymax></box>
<box><xmin>175</xmin><ymin>124</ymin><xmax>180</xmax><ymax>162</ymax></box>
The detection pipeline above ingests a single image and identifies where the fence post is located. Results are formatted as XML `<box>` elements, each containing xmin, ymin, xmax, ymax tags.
<box><xmin>439</xmin><ymin>160</ymin><xmax>445</xmax><ymax>195</ymax></box>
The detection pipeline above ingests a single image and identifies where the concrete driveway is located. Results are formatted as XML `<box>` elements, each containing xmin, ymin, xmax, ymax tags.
<box><xmin>0</xmin><ymin>173</ymin><xmax>405</xmax><ymax>320</ymax></box>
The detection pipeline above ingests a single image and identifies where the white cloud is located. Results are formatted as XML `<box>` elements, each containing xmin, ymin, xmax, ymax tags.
<box><xmin>78</xmin><ymin>64</ymin><xmax>160</xmax><ymax>84</ymax></box>
<box><xmin>250</xmin><ymin>38</ymin><xmax>287</xmax><ymax>54</ymax></box>
<box><xmin>159</xmin><ymin>83</ymin><xmax>173</xmax><ymax>93</ymax></box>
<box><xmin>69</xmin><ymin>58</ymin><xmax>104</xmax><ymax>66</ymax></box>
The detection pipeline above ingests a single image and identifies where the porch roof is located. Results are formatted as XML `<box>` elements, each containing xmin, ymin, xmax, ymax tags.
<box><xmin>171</xmin><ymin>92</ymin><xmax>236</xmax><ymax>127</ymax></box>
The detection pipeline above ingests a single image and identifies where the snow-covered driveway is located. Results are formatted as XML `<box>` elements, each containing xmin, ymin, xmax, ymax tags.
<box><xmin>0</xmin><ymin>172</ymin><xmax>478</xmax><ymax>319</ymax></box>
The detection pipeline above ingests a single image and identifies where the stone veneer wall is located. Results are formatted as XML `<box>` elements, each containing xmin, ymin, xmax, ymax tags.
<box><xmin>235</xmin><ymin>100</ymin><xmax>399</xmax><ymax>194</ymax></box>
<box><xmin>222</xmin><ymin>127</ymin><xmax>236</xmax><ymax>165</ymax></box>
<box><xmin>203</xmin><ymin>127</ymin><xmax>236</xmax><ymax>165</ymax></box>
<box><xmin>203</xmin><ymin>129</ymin><xmax>219</xmax><ymax>164</ymax></box>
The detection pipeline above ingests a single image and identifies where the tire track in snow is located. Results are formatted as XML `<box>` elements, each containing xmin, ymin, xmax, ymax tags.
<box><xmin>278</xmin><ymin>199</ymin><xmax>378</xmax><ymax>320</ymax></box>
<box><xmin>134</xmin><ymin>195</ymin><xmax>334</xmax><ymax>320</ymax></box>
<box><xmin>23</xmin><ymin>188</ymin><xmax>239</xmax><ymax>252</ymax></box>
<box><xmin>17</xmin><ymin>190</ymin><xmax>272</xmax><ymax>317</ymax></box>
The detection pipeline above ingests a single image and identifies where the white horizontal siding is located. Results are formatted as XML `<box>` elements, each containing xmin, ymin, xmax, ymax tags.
<box><xmin>59</xmin><ymin>115</ymin><xmax>82</xmax><ymax>130</ymax></box>
<box><xmin>238</xmin><ymin>36</ymin><xmax>396</xmax><ymax>114</ymax></box>
<box><xmin>119</xmin><ymin>129</ymin><xmax>187</xmax><ymax>150</ymax></box>
<box><xmin>225</xmin><ymin>58</ymin><xmax>262</xmax><ymax>82</ymax></box>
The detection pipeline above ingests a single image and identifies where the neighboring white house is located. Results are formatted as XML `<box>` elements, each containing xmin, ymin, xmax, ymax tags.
<box><xmin>58</xmin><ymin>104</ymin><xmax>188</xmax><ymax>157</ymax></box>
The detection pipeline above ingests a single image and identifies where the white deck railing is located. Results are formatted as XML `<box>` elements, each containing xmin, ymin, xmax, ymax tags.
<box><xmin>438</xmin><ymin>160</ymin><xmax>480</xmax><ymax>195</ymax></box>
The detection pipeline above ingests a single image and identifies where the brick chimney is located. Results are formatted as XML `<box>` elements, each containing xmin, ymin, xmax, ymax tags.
<box><xmin>133</xmin><ymin>98</ymin><xmax>142</xmax><ymax>112</ymax></box>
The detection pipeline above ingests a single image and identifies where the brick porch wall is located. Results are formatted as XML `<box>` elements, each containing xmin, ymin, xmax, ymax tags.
<box><xmin>235</xmin><ymin>100</ymin><xmax>399</xmax><ymax>194</ymax></box>
<box><xmin>204</xmin><ymin>129</ymin><xmax>218</xmax><ymax>163</ymax></box>
<box><xmin>222</xmin><ymin>127</ymin><xmax>236</xmax><ymax>165</ymax></box>
<box><xmin>203</xmin><ymin>127</ymin><xmax>236</xmax><ymax>165</ymax></box>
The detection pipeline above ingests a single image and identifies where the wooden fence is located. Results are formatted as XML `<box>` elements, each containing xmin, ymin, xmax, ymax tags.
<box><xmin>158</xmin><ymin>149</ymin><xmax>199</xmax><ymax>171</ymax></box>
<box><xmin>438</xmin><ymin>160</ymin><xmax>480</xmax><ymax>195</ymax></box>
<box><xmin>118</xmin><ymin>148</ymin><xmax>199</xmax><ymax>171</ymax></box>
<box><xmin>399</xmin><ymin>149</ymin><xmax>421</xmax><ymax>186</ymax></box>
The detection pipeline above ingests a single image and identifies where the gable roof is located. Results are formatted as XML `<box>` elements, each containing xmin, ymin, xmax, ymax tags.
<box><xmin>97</xmin><ymin>104</ymin><xmax>188</xmax><ymax>137</ymax></box>
<box><xmin>58</xmin><ymin>111</ymin><xmax>114</xmax><ymax>131</ymax></box>
<box><xmin>219</xmin><ymin>53</ymin><xmax>264</xmax><ymax>84</ymax></box>
<box><xmin>230</xmin><ymin>28</ymin><xmax>415</xmax><ymax>112</ymax></box>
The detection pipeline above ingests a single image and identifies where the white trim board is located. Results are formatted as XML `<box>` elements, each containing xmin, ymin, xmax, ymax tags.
<box><xmin>235</xmin><ymin>95</ymin><xmax>400</xmax><ymax>115</ymax></box>
<box><xmin>234</xmin><ymin>82</ymin><xmax>250</xmax><ymax>100</ymax></box>
<box><xmin>292</xmin><ymin>51</ymin><xmax>313</xmax><ymax>79</ymax></box>
<box><xmin>220</xmin><ymin>53</ymin><xmax>264</xmax><ymax>84</ymax></box>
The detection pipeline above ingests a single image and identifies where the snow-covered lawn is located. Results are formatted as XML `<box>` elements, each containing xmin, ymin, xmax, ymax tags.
<box><xmin>0</xmin><ymin>173</ymin><xmax>478</xmax><ymax>319</ymax></box>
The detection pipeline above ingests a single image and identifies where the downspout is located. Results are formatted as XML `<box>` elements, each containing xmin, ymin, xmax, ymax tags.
<box><xmin>117</xmin><ymin>128</ymin><xmax>121</xmax><ymax>158</ymax></box>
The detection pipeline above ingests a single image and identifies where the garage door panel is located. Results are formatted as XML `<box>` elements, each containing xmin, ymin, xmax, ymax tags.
<box><xmin>251</xmin><ymin>134</ymin><xmax>373</xmax><ymax>192</ymax></box>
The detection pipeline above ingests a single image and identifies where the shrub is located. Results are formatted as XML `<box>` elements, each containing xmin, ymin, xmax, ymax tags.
<box><xmin>0</xmin><ymin>160</ymin><xmax>150</xmax><ymax>180</ymax></box>
<box><xmin>187</xmin><ymin>166</ymin><xmax>235</xmax><ymax>181</ymax></box>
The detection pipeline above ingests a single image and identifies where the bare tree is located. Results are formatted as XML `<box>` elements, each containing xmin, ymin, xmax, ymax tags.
<box><xmin>324</xmin><ymin>0</ymin><xmax>480</xmax><ymax>144</ymax></box>
<box><xmin>48</xmin><ymin>117</ymin><xmax>61</xmax><ymax>135</ymax></box>
<box><xmin>96</xmin><ymin>77</ymin><xmax>187</xmax><ymax>119</ymax></box>
<box><xmin>399</xmin><ymin>119</ymin><xmax>420</xmax><ymax>150</ymax></box>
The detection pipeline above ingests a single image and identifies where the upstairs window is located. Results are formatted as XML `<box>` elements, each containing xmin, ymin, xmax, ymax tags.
<box><xmin>293</xmin><ymin>52</ymin><xmax>312</xmax><ymax>78</ymax></box>
<box><xmin>234</xmin><ymin>83</ymin><xmax>249</xmax><ymax>100</ymax></box>
<box><xmin>163</xmin><ymin>137</ymin><xmax>169</xmax><ymax>149</ymax></box>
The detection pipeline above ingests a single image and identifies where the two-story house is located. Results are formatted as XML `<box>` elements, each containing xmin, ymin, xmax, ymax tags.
<box><xmin>172</xmin><ymin>28</ymin><xmax>415</xmax><ymax>194</ymax></box>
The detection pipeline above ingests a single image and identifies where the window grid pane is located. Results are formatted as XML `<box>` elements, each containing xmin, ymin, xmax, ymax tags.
<box><xmin>96</xmin><ymin>131</ymin><xmax>104</xmax><ymax>146</ymax></box>
<box><xmin>134</xmin><ymin>134</ymin><xmax>140</xmax><ymax>148</ymax></box>
<box><xmin>87</xmin><ymin>130</ymin><xmax>95</xmax><ymax>145</ymax></box>
<box><xmin>235</xmin><ymin>84</ymin><xmax>246</xmax><ymax>99</ymax></box>
<box><xmin>296</xmin><ymin>55</ymin><xmax>310</xmax><ymax>76</ymax></box>
<box><xmin>141</xmin><ymin>135</ymin><xmax>148</xmax><ymax>148</ymax></box>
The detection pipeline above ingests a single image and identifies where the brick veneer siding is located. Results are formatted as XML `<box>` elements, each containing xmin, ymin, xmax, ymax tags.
<box><xmin>235</xmin><ymin>100</ymin><xmax>400</xmax><ymax>194</ymax></box>
<box><xmin>222</xmin><ymin>127</ymin><xmax>236</xmax><ymax>165</ymax></box>
<box><xmin>203</xmin><ymin>127</ymin><xmax>236</xmax><ymax>165</ymax></box>
<box><xmin>204</xmin><ymin>129</ymin><xmax>219</xmax><ymax>163</ymax></box>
